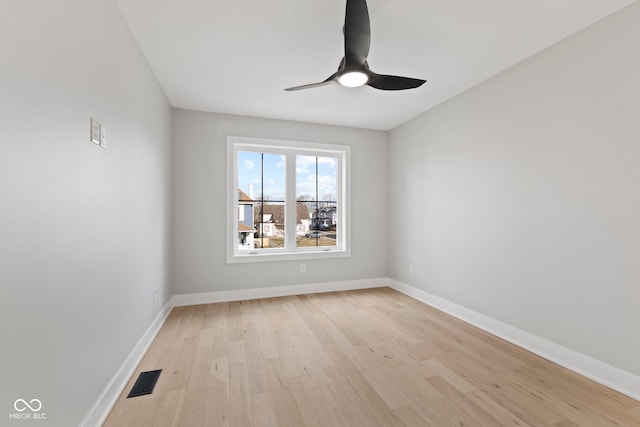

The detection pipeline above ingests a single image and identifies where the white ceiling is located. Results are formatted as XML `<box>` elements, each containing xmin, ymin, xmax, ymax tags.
<box><xmin>115</xmin><ymin>0</ymin><xmax>636</xmax><ymax>131</ymax></box>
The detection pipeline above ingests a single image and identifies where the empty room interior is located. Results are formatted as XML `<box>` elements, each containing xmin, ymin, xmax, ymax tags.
<box><xmin>3</xmin><ymin>0</ymin><xmax>640</xmax><ymax>426</ymax></box>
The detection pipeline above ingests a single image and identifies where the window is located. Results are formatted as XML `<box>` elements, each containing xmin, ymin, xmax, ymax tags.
<box><xmin>227</xmin><ymin>136</ymin><xmax>350</xmax><ymax>263</ymax></box>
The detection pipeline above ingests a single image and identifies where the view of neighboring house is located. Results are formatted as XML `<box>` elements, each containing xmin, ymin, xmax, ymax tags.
<box><xmin>240</xmin><ymin>190</ymin><xmax>319</xmax><ymax>249</ymax></box>
<box><xmin>311</xmin><ymin>206</ymin><xmax>337</xmax><ymax>230</ymax></box>
<box><xmin>258</xmin><ymin>213</ymin><xmax>277</xmax><ymax>237</ymax></box>
<box><xmin>297</xmin><ymin>214</ymin><xmax>311</xmax><ymax>237</ymax></box>
<box><xmin>254</xmin><ymin>203</ymin><xmax>311</xmax><ymax>237</ymax></box>
<box><xmin>238</xmin><ymin>189</ymin><xmax>256</xmax><ymax>250</ymax></box>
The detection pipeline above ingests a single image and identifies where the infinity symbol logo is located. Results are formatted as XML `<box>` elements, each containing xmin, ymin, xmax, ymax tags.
<box><xmin>14</xmin><ymin>399</ymin><xmax>42</xmax><ymax>412</ymax></box>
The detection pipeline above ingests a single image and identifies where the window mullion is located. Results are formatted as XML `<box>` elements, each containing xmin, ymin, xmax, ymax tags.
<box><xmin>337</xmin><ymin>154</ymin><xmax>344</xmax><ymax>250</ymax></box>
<box><xmin>231</xmin><ymin>146</ymin><xmax>240</xmax><ymax>256</ymax></box>
<box><xmin>285</xmin><ymin>153</ymin><xmax>297</xmax><ymax>250</ymax></box>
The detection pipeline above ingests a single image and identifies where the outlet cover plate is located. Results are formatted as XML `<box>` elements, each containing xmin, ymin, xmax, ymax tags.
<box><xmin>90</xmin><ymin>118</ymin><xmax>101</xmax><ymax>145</ymax></box>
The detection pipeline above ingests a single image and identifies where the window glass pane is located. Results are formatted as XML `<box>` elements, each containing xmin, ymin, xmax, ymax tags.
<box><xmin>237</xmin><ymin>151</ymin><xmax>285</xmax><ymax>251</ymax></box>
<box><xmin>296</xmin><ymin>155</ymin><xmax>338</xmax><ymax>247</ymax></box>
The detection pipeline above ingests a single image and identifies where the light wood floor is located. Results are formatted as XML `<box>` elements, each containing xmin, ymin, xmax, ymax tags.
<box><xmin>105</xmin><ymin>287</ymin><xmax>640</xmax><ymax>426</ymax></box>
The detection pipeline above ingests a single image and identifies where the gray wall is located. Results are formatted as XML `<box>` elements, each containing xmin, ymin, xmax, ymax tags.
<box><xmin>172</xmin><ymin>110</ymin><xmax>388</xmax><ymax>294</ymax></box>
<box><xmin>0</xmin><ymin>1</ymin><xmax>172</xmax><ymax>425</ymax></box>
<box><xmin>389</xmin><ymin>3</ymin><xmax>640</xmax><ymax>377</ymax></box>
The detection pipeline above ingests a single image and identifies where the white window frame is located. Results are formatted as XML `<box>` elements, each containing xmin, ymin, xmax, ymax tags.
<box><xmin>227</xmin><ymin>136</ymin><xmax>351</xmax><ymax>263</ymax></box>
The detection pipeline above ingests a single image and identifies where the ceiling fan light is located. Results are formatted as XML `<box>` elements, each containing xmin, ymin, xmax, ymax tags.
<box><xmin>337</xmin><ymin>71</ymin><xmax>368</xmax><ymax>87</ymax></box>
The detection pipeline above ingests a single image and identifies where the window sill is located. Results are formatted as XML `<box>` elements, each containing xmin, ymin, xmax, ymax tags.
<box><xmin>227</xmin><ymin>249</ymin><xmax>351</xmax><ymax>264</ymax></box>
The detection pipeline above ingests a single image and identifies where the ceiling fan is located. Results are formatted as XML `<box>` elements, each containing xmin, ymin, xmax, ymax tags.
<box><xmin>285</xmin><ymin>0</ymin><xmax>426</xmax><ymax>92</ymax></box>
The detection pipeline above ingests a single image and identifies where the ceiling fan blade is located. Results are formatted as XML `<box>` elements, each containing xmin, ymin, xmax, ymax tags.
<box><xmin>284</xmin><ymin>76</ymin><xmax>336</xmax><ymax>92</ymax></box>
<box><xmin>367</xmin><ymin>73</ymin><xmax>426</xmax><ymax>91</ymax></box>
<box><xmin>343</xmin><ymin>0</ymin><xmax>370</xmax><ymax>66</ymax></box>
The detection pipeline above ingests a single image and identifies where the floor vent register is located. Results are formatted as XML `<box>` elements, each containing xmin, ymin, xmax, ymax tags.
<box><xmin>127</xmin><ymin>369</ymin><xmax>162</xmax><ymax>398</ymax></box>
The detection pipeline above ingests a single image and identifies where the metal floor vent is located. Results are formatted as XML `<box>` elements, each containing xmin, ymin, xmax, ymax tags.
<box><xmin>127</xmin><ymin>369</ymin><xmax>162</xmax><ymax>398</ymax></box>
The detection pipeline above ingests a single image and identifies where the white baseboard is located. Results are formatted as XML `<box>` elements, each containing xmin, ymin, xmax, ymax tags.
<box><xmin>388</xmin><ymin>278</ymin><xmax>640</xmax><ymax>401</ymax></box>
<box><xmin>80</xmin><ymin>301</ymin><xmax>173</xmax><ymax>427</ymax></box>
<box><xmin>169</xmin><ymin>277</ymin><xmax>387</xmax><ymax>307</ymax></box>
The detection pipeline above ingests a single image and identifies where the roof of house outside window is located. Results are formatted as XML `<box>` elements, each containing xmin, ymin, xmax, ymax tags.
<box><xmin>238</xmin><ymin>189</ymin><xmax>254</xmax><ymax>202</ymax></box>
<box><xmin>238</xmin><ymin>222</ymin><xmax>256</xmax><ymax>233</ymax></box>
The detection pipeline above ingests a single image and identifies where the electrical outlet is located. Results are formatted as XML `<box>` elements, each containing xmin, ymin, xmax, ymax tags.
<box><xmin>153</xmin><ymin>288</ymin><xmax>157</xmax><ymax>302</ymax></box>
<box><xmin>90</xmin><ymin>118</ymin><xmax>101</xmax><ymax>145</ymax></box>
<box><xmin>409</xmin><ymin>264</ymin><xmax>414</xmax><ymax>275</ymax></box>
<box><xmin>300</xmin><ymin>263</ymin><xmax>306</xmax><ymax>273</ymax></box>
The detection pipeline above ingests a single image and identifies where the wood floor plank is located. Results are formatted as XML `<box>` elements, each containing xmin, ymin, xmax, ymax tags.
<box><xmin>209</xmin><ymin>356</ymin><xmax>230</xmax><ymax>393</ymax></box>
<box><xmin>292</xmin><ymin>295</ymin><xmax>337</xmax><ymax>344</ymax></box>
<box><xmin>324</xmin><ymin>326</ymin><xmax>377</xmax><ymax>372</ymax></box>
<box><xmin>263</xmin><ymin>358</ymin><xmax>306</xmax><ymax>427</ymax></box>
<box><xmin>287</xmin><ymin>376</ymin><xmax>322</xmax><ymax>427</ymax></box>
<box><xmin>243</xmin><ymin>323</ymin><xmax>269</xmax><ymax>396</ymax></box>
<box><xmin>553</xmin><ymin>420</ymin><xmax>582</xmax><ymax>427</ymax></box>
<box><xmin>228</xmin><ymin>362</ymin><xmax>252</xmax><ymax>427</ymax></box>
<box><xmin>310</xmin><ymin>384</ymin><xmax>352</xmax><ymax>426</ymax></box>
<box><xmin>427</xmin><ymin>375</ymin><xmax>502</xmax><ymax>426</ymax></box>
<box><xmin>393</xmin><ymin>405</ymin><xmax>431</xmax><ymax>427</ymax></box>
<box><xmin>466</xmin><ymin>390</ymin><xmax>533</xmax><ymax>427</ymax></box>
<box><xmin>322</xmin><ymin>365</ymin><xmax>360</xmax><ymax>404</ymax></box>
<box><xmin>255</xmin><ymin>300</ymin><xmax>279</xmax><ymax>359</ymax></box>
<box><xmin>289</xmin><ymin>333</ymin><xmax>334</xmax><ymax>369</ymax></box>
<box><xmin>228</xmin><ymin>340</ymin><xmax>246</xmax><ymax>365</ymax></box>
<box><xmin>422</xmin><ymin>358</ymin><xmax>477</xmax><ymax>393</ymax></box>
<box><xmin>165</xmin><ymin>336</ymin><xmax>198</xmax><ymax>392</ymax></box>
<box><xmin>228</xmin><ymin>301</ymin><xmax>246</xmax><ymax>342</ymax></box>
<box><xmin>340</xmin><ymin>400</ymin><xmax>382</xmax><ymax>427</ymax></box>
<box><xmin>178</xmin><ymin>386</ymin><xmax>220</xmax><ymax>427</ymax></box>
<box><xmin>474</xmin><ymin>371</ymin><xmax>566</xmax><ymax>425</ymax></box>
<box><xmin>362</xmin><ymin>368</ymin><xmax>412</xmax><ymax>409</ymax></box>
<box><xmin>323</xmin><ymin>343</ymin><xmax>404</xmax><ymax>426</ymax></box>
<box><xmin>383</xmin><ymin>362</ymin><xmax>444</xmax><ymax>402</ymax></box>
<box><xmin>356</xmin><ymin>341</ymin><xmax>404</xmax><ymax>369</ymax></box>
<box><xmin>411</xmin><ymin>398</ymin><xmax>478</xmax><ymax>427</ymax></box>
<box><xmin>105</xmin><ymin>288</ymin><xmax>640</xmax><ymax>426</ymax></box>
<box><xmin>251</xmin><ymin>392</ymin><xmax>279</xmax><ymax>427</ymax></box>
<box><xmin>152</xmin><ymin>388</ymin><xmax>186</xmax><ymax>427</ymax></box>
